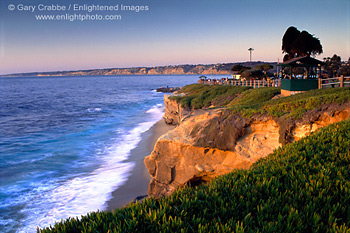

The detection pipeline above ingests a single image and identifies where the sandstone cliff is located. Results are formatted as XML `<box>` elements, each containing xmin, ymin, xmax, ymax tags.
<box><xmin>3</xmin><ymin>62</ymin><xmax>278</xmax><ymax>77</ymax></box>
<box><xmin>162</xmin><ymin>94</ymin><xmax>191</xmax><ymax>125</ymax></box>
<box><xmin>145</xmin><ymin>96</ymin><xmax>350</xmax><ymax>198</ymax></box>
<box><xmin>4</xmin><ymin>63</ymin><xmax>234</xmax><ymax>77</ymax></box>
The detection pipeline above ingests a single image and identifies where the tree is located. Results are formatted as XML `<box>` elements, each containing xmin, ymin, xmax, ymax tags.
<box><xmin>282</xmin><ymin>26</ymin><xmax>323</xmax><ymax>61</ymax></box>
<box><xmin>282</xmin><ymin>26</ymin><xmax>300</xmax><ymax>61</ymax></box>
<box><xmin>248</xmin><ymin>48</ymin><xmax>254</xmax><ymax>65</ymax></box>
<box><xmin>293</xmin><ymin>31</ymin><xmax>323</xmax><ymax>57</ymax></box>
<box><xmin>324</xmin><ymin>54</ymin><xmax>341</xmax><ymax>77</ymax></box>
<box><xmin>241</xmin><ymin>69</ymin><xmax>264</xmax><ymax>80</ymax></box>
<box><xmin>255</xmin><ymin>64</ymin><xmax>273</xmax><ymax>75</ymax></box>
<box><xmin>339</xmin><ymin>57</ymin><xmax>350</xmax><ymax>76</ymax></box>
<box><xmin>231</xmin><ymin>64</ymin><xmax>250</xmax><ymax>74</ymax></box>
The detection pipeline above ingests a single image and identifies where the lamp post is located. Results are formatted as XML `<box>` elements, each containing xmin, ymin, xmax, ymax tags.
<box><xmin>248</xmin><ymin>48</ymin><xmax>254</xmax><ymax>66</ymax></box>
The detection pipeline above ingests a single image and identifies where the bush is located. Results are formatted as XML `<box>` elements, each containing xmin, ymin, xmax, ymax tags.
<box><xmin>39</xmin><ymin>119</ymin><xmax>350</xmax><ymax>232</ymax></box>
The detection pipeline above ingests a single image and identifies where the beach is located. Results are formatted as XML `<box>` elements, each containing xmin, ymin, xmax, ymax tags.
<box><xmin>107</xmin><ymin>119</ymin><xmax>175</xmax><ymax>210</ymax></box>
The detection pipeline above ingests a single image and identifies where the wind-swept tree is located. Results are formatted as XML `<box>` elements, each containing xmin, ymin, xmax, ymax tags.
<box><xmin>282</xmin><ymin>26</ymin><xmax>300</xmax><ymax>61</ymax></box>
<box><xmin>293</xmin><ymin>31</ymin><xmax>323</xmax><ymax>57</ymax></box>
<box><xmin>282</xmin><ymin>26</ymin><xmax>323</xmax><ymax>61</ymax></box>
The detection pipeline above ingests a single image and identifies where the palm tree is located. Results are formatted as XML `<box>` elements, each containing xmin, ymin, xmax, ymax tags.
<box><xmin>248</xmin><ymin>48</ymin><xmax>254</xmax><ymax>66</ymax></box>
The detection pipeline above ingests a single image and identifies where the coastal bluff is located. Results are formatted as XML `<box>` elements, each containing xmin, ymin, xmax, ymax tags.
<box><xmin>2</xmin><ymin>63</ymin><xmax>233</xmax><ymax>77</ymax></box>
<box><xmin>1</xmin><ymin>61</ymin><xmax>277</xmax><ymax>77</ymax></box>
<box><xmin>145</xmin><ymin>91</ymin><xmax>350</xmax><ymax>198</ymax></box>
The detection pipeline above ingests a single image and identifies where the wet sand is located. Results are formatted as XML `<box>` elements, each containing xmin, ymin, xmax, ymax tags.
<box><xmin>106</xmin><ymin>119</ymin><xmax>175</xmax><ymax>210</ymax></box>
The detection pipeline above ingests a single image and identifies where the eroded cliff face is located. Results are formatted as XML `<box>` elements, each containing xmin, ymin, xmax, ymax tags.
<box><xmin>26</xmin><ymin>64</ymin><xmax>232</xmax><ymax>77</ymax></box>
<box><xmin>145</xmin><ymin>98</ymin><xmax>350</xmax><ymax>198</ymax></box>
<box><xmin>163</xmin><ymin>94</ymin><xmax>191</xmax><ymax>125</ymax></box>
<box><xmin>292</xmin><ymin>106</ymin><xmax>350</xmax><ymax>141</ymax></box>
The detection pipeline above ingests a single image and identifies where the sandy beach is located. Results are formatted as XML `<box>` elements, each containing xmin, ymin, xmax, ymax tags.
<box><xmin>107</xmin><ymin>119</ymin><xmax>175</xmax><ymax>210</ymax></box>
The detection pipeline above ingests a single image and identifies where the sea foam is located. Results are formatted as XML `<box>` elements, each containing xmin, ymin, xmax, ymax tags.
<box><xmin>18</xmin><ymin>104</ymin><xmax>164</xmax><ymax>232</ymax></box>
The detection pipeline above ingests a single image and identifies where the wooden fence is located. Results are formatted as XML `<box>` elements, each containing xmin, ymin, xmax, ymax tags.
<box><xmin>318</xmin><ymin>75</ymin><xmax>350</xmax><ymax>89</ymax></box>
<box><xmin>199</xmin><ymin>75</ymin><xmax>350</xmax><ymax>90</ymax></box>
<box><xmin>198</xmin><ymin>79</ymin><xmax>280</xmax><ymax>88</ymax></box>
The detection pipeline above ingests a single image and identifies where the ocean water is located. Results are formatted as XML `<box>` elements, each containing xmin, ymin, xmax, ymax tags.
<box><xmin>0</xmin><ymin>75</ymin><xmax>226</xmax><ymax>233</ymax></box>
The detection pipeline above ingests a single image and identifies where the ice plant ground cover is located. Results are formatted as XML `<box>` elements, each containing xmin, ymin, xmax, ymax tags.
<box><xmin>40</xmin><ymin>118</ymin><xmax>350</xmax><ymax>232</ymax></box>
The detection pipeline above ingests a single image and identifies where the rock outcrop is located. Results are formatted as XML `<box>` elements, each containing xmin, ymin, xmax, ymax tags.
<box><xmin>145</xmin><ymin>97</ymin><xmax>350</xmax><ymax>198</ymax></box>
<box><xmin>163</xmin><ymin>94</ymin><xmax>191</xmax><ymax>125</ymax></box>
<box><xmin>156</xmin><ymin>87</ymin><xmax>180</xmax><ymax>93</ymax></box>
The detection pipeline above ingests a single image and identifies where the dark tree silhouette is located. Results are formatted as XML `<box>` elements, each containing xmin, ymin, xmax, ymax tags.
<box><xmin>282</xmin><ymin>26</ymin><xmax>323</xmax><ymax>61</ymax></box>
<box><xmin>282</xmin><ymin>26</ymin><xmax>300</xmax><ymax>60</ymax></box>
<box><xmin>339</xmin><ymin>57</ymin><xmax>350</xmax><ymax>76</ymax></box>
<box><xmin>255</xmin><ymin>64</ymin><xmax>273</xmax><ymax>73</ymax></box>
<box><xmin>241</xmin><ymin>69</ymin><xmax>264</xmax><ymax>80</ymax></box>
<box><xmin>231</xmin><ymin>64</ymin><xmax>250</xmax><ymax>73</ymax></box>
<box><xmin>324</xmin><ymin>54</ymin><xmax>341</xmax><ymax>77</ymax></box>
<box><xmin>293</xmin><ymin>31</ymin><xmax>323</xmax><ymax>57</ymax></box>
<box><xmin>255</xmin><ymin>64</ymin><xmax>273</xmax><ymax>78</ymax></box>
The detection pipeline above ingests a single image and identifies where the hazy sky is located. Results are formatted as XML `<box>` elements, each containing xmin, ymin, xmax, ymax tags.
<box><xmin>0</xmin><ymin>0</ymin><xmax>349</xmax><ymax>74</ymax></box>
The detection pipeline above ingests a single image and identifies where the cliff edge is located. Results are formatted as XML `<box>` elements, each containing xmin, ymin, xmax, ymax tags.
<box><xmin>145</xmin><ymin>86</ymin><xmax>350</xmax><ymax>198</ymax></box>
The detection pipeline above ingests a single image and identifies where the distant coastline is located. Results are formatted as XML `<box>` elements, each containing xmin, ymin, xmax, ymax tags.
<box><xmin>0</xmin><ymin>62</ymin><xmax>277</xmax><ymax>77</ymax></box>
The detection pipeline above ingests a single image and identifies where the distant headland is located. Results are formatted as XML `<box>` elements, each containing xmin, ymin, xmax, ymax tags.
<box><xmin>1</xmin><ymin>62</ymin><xmax>277</xmax><ymax>77</ymax></box>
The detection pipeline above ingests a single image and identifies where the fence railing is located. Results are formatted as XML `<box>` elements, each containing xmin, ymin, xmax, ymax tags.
<box><xmin>318</xmin><ymin>75</ymin><xmax>350</xmax><ymax>89</ymax></box>
<box><xmin>198</xmin><ymin>79</ymin><xmax>280</xmax><ymax>88</ymax></box>
<box><xmin>198</xmin><ymin>75</ymin><xmax>350</xmax><ymax>90</ymax></box>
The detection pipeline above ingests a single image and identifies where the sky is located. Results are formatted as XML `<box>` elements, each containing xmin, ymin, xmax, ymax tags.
<box><xmin>0</xmin><ymin>0</ymin><xmax>349</xmax><ymax>75</ymax></box>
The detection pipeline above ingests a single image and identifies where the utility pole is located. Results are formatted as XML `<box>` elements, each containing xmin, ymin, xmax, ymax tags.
<box><xmin>248</xmin><ymin>48</ymin><xmax>254</xmax><ymax>66</ymax></box>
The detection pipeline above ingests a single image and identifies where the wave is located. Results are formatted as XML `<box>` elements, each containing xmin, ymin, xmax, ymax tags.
<box><xmin>17</xmin><ymin>104</ymin><xmax>165</xmax><ymax>232</ymax></box>
<box><xmin>5</xmin><ymin>153</ymin><xmax>54</xmax><ymax>166</ymax></box>
<box><xmin>87</xmin><ymin>108</ymin><xmax>102</xmax><ymax>113</ymax></box>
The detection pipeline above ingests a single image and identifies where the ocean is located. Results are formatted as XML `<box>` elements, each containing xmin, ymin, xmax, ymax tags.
<box><xmin>0</xmin><ymin>75</ymin><xmax>229</xmax><ymax>233</ymax></box>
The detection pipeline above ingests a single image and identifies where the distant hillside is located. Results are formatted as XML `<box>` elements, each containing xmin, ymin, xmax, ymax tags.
<box><xmin>1</xmin><ymin>62</ymin><xmax>277</xmax><ymax>77</ymax></box>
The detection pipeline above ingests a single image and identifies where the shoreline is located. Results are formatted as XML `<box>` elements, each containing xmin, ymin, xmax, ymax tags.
<box><xmin>106</xmin><ymin>119</ymin><xmax>175</xmax><ymax>210</ymax></box>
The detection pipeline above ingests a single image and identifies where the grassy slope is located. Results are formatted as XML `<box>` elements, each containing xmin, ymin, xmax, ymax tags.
<box><xmin>172</xmin><ymin>85</ymin><xmax>350</xmax><ymax>145</ymax></box>
<box><xmin>40</xmin><ymin>119</ymin><xmax>350</xmax><ymax>233</ymax></box>
<box><xmin>169</xmin><ymin>84</ymin><xmax>252</xmax><ymax>109</ymax></box>
<box><xmin>171</xmin><ymin>84</ymin><xmax>350</xmax><ymax>119</ymax></box>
